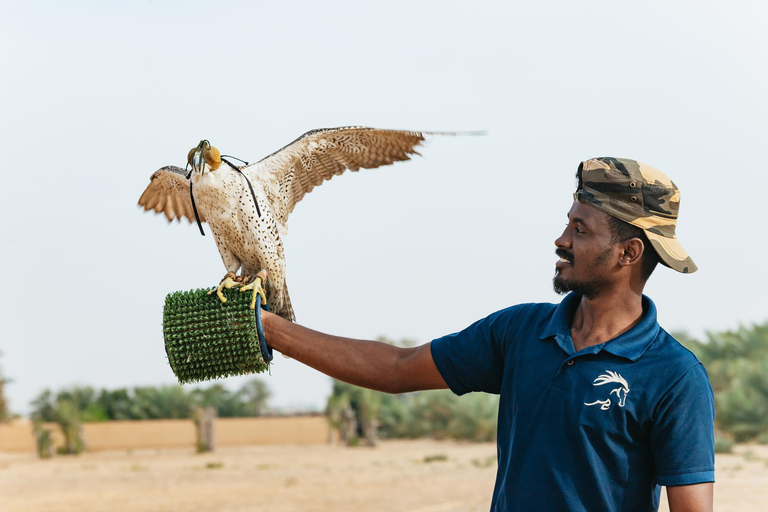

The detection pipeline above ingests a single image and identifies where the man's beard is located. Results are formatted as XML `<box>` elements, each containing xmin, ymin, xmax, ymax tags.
<box><xmin>552</xmin><ymin>247</ymin><xmax>613</xmax><ymax>299</ymax></box>
<box><xmin>552</xmin><ymin>272</ymin><xmax>607</xmax><ymax>299</ymax></box>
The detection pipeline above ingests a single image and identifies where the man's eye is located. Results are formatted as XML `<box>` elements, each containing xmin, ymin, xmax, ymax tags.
<box><xmin>575</xmin><ymin>227</ymin><xmax>585</xmax><ymax>234</ymax></box>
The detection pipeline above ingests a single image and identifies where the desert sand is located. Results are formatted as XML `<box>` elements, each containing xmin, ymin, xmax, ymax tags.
<box><xmin>1</xmin><ymin>440</ymin><xmax>766</xmax><ymax>511</ymax></box>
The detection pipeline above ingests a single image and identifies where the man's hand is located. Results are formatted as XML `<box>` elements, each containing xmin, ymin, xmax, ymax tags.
<box><xmin>667</xmin><ymin>482</ymin><xmax>713</xmax><ymax>512</ymax></box>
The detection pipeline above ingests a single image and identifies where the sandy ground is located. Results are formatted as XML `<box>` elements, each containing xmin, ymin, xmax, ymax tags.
<box><xmin>1</xmin><ymin>440</ymin><xmax>767</xmax><ymax>511</ymax></box>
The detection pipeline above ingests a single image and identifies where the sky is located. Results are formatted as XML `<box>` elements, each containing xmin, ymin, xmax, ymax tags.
<box><xmin>1</xmin><ymin>0</ymin><xmax>766</xmax><ymax>416</ymax></box>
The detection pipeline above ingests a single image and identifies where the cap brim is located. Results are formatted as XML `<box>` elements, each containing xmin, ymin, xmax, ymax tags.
<box><xmin>645</xmin><ymin>232</ymin><xmax>698</xmax><ymax>274</ymax></box>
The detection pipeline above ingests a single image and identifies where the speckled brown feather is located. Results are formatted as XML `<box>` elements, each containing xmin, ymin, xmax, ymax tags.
<box><xmin>247</xmin><ymin>127</ymin><xmax>425</xmax><ymax>224</ymax></box>
<box><xmin>138</xmin><ymin>166</ymin><xmax>205</xmax><ymax>223</ymax></box>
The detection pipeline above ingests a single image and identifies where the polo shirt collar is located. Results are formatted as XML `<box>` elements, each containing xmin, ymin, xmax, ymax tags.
<box><xmin>539</xmin><ymin>292</ymin><xmax>660</xmax><ymax>361</ymax></box>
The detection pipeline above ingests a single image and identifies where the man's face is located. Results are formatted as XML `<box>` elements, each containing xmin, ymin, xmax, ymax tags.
<box><xmin>553</xmin><ymin>202</ymin><xmax>618</xmax><ymax>299</ymax></box>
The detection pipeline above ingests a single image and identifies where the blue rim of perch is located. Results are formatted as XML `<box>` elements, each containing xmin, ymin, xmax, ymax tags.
<box><xmin>254</xmin><ymin>294</ymin><xmax>273</xmax><ymax>362</ymax></box>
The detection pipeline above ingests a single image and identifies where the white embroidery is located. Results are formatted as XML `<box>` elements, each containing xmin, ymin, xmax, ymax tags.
<box><xmin>584</xmin><ymin>398</ymin><xmax>612</xmax><ymax>410</ymax></box>
<box><xmin>584</xmin><ymin>370</ymin><xmax>630</xmax><ymax>410</ymax></box>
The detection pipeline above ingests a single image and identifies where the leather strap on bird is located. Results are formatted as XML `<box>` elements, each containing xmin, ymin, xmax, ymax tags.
<box><xmin>186</xmin><ymin>155</ymin><xmax>262</xmax><ymax>237</ymax></box>
<box><xmin>221</xmin><ymin>157</ymin><xmax>262</xmax><ymax>218</ymax></box>
<box><xmin>189</xmin><ymin>184</ymin><xmax>206</xmax><ymax>236</ymax></box>
<box><xmin>184</xmin><ymin>153</ymin><xmax>207</xmax><ymax>236</ymax></box>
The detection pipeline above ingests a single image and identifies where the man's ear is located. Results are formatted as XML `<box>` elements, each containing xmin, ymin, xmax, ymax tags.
<box><xmin>619</xmin><ymin>238</ymin><xmax>645</xmax><ymax>267</ymax></box>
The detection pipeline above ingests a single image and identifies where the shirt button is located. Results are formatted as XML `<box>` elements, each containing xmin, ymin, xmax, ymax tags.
<box><xmin>567</xmin><ymin>360</ymin><xmax>574</xmax><ymax>366</ymax></box>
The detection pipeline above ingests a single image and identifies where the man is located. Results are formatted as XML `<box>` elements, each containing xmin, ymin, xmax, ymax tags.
<box><xmin>262</xmin><ymin>157</ymin><xmax>715</xmax><ymax>511</ymax></box>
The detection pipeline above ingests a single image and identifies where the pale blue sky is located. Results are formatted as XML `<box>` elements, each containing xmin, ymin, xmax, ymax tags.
<box><xmin>1</xmin><ymin>0</ymin><xmax>766</xmax><ymax>415</ymax></box>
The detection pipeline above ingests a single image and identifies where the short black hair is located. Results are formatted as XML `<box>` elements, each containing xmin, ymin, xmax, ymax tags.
<box><xmin>607</xmin><ymin>216</ymin><xmax>660</xmax><ymax>281</ymax></box>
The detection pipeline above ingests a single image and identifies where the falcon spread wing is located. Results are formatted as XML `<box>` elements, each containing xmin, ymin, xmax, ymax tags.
<box><xmin>138</xmin><ymin>126</ymin><xmax>450</xmax><ymax>321</ymax></box>
<box><xmin>138</xmin><ymin>165</ymin><xmax>205</xmax><ymax>223</ymax></box>
<box><xmin>244</xmin><ymin>126</ymin><xmax>425</xmax><ymax>224</ymax></box>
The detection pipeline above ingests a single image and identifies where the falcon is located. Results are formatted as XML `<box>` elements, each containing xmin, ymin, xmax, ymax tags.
<box><xmin>138</xmin><ymin>126</ymin><xmax>436</xmax><ymax>321</ymax></box>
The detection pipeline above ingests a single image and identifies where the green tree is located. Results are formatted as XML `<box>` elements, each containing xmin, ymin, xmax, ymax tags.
<box><xmin>30</xmin><ymin>389</ymin><xmax>57</xmax><ymax>422</ymax></box>
<box><xmin>30</xmin><ymin>388</ymin><xmax>88</xmax><ymax>454</ymax></box>
<box><xmin>441</xmin><ymin>392</ymin><xmax>498</xmax><ymax>442</ymax></box>
<box><xmin>681</xmin><ymin>323</ymin><xmax>768</xmax><ymax>442</ymax></box>
<box><xmin>190</xmin><ymin>384</ymin><xmax>238</xmax><ymax>416</ymax></box>
<box><xmin>325</xmin><ymin>337</ymin><xmax>500</xmax><ymax>445</ymax></box>
<box><xmin>129</xmin><ymin>386</ymin><xmax>194</xmax><ymax>419</ymax></box>
<box><xmin>190</xmin><ymin>379</ymin><xmax>270</xmax><ymax>417</ymax></box>
<box><xmin>235</xmin><ymin>379</ymin><xmax>271</xmax><ymax>416</ymax></box>
<box><xmin>31</xmin><ymin>381</ymin><xmax>272</xmax><ymax>423</ymax></box>
<box><xmin>326</xmin><ymin>380</ymin><xmax>385</xmax><ymax>446</ymax></box>
<box><xmin>55</xmin><ymin>399</ymin><xmax>86</xmax><ymax>454</ymax></box>
<box><xmin>55</xmin><ymin>386</ymin><xmax>108</xmax><ymax>422</ymax></box>
<box><xmin>326</xmin><ymin>380</ymin><xmax>363</xmax><ymax>445</ymax></box>
<box><xmin>329</xmin><ymin>384</ymin><xmax>500</xmax><ymax>444</ymax></box>
<box><xmin>378</xmin><ymin>390</ymin><xmax>499</xmax><ymax>442</ymax></box>
<box><xmin>96</xmin><ymin>388</ymin><xmax>135</xmax><ymax>420</ymax></box>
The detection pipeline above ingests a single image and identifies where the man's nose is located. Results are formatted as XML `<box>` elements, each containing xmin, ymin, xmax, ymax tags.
<box><xmin>555</xmin><ymin>228</ymin><xmax>571</xmax><ymax>249</ymax></box>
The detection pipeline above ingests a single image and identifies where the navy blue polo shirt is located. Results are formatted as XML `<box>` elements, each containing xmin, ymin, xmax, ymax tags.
<box><xmin>431</xmin><ymin>292</ymin><xmax>715</xmax><ymax>512</ymax></box>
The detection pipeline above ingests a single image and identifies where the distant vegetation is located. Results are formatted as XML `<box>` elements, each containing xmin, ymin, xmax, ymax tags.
<box><xmin>327</xmin><ymin>378</ymin><xmax>500</xmax><ymax>446</ymax></box>
<box><xmin>679</xmin><ymin>322</ymin><xmax>768</xmax><ymax>446</ymax></box>
<box><xmin>381</xmin><ymin>389</ymin><xmax>499</xmax><ymax>442</ymax></box>
<box><xmin>327</xmin><ymin>379</ymin><xmax>499</xmax><ymax>446</ymax></box>
<box><xmin>30</xmin><ymin>380</ymin><xmax>271</xmax><ymax>423</ymax></box>
<box><xmin>28</xmin><ymin>380</ymin><xmax>271</xmax><ymax>455</ymax></box>
<box><xmin>326</xmin><ymin>337</ymin><xmax>499</xmax><ymax>446</ymax></box>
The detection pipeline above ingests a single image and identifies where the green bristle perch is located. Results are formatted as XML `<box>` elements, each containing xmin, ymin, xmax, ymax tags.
<box><xmin>163</xmin><ymin>287</ymin><xmax>272</xmax><ymax>384</ymax></box>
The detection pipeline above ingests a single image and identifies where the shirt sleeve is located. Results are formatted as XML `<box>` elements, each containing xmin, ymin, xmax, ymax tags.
<box><xmin>650</xmin><ymin>362</ymin><xmax>716</xmax><ymax>486</ymax></box>
<box><xmin>430</xmin><ymin>307</ymin><xmax>519</xmax><ymax>396</ymax></box>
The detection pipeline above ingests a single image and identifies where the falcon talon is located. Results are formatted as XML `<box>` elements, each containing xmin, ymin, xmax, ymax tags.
<box><xmin>206</xmin><ymin>287</ymin><xmax>229</xmax><ymax>304</ymax></box>
<box><xmin>239</xmin><ymin>273</ymin><xmax>268</xmax><ymax>311</ymax></box>
<box><xmin>207</xmin><ymin>274</ymin><xmax>240</xmax><ymax>304</ymax></box>
<box><xmin>250</xmin><ymin>289</ymin><xmax>267</xmax><ymax>311</ymax></box>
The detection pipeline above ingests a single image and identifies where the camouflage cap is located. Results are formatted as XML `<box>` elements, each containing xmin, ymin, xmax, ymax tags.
<box><xmin>574</xmin><ymin>157</ymin><xmax>697</xmax><ymax>274</ymax></box>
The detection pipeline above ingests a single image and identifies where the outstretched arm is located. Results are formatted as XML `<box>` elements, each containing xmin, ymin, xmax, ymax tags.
<box><xmin>262</xmin><ymin>311</ymin><xmax>448</xmax><ymax>394</ymax></box>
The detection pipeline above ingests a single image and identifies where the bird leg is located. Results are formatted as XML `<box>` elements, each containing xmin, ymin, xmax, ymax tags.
<box><xmin>208</xmin><ymin>271</ymin><xmax>239</xmax><ymax>303</ymax></box>
<box><xmin>239</xmin><ymin>270</ymin><xmax>268</xmax><ymax>310</ymax></box>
